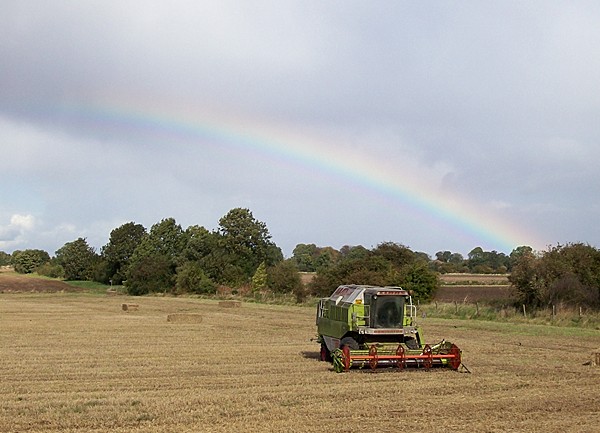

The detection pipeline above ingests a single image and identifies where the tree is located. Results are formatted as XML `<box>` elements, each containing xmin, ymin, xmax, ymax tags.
<box><xmin>309</xmin><ymin>253</ymin><xmax>393</xmax><ymax>297</ymax></box>
<box><xmin>126</xmin><ymin>218</ymin><xmax>186</xmax><ymax>294</ymax></box>
<box><xmin>127</xmin><ymin>255</ymin><xmax>173</xmax><ymax>295</ymax></box>
<box><xmin>217</xmin><ymin>208</ymin><xmax>282</xmax><ymax>281</ymax></box>
<box><xmin>435</xmin><ymin>251</ymin><xmax>452</xmax><ymax>263</ymax></box>
<box><xmin>537</xmin><ymin>243</ymin><xmax>600</xmax><ymax>307</ymax></box>
<box><xmin>467</xmin><ymin>247</ymin><xmax>485</xmax><ymax>271</ymax></box>
<box><xmin>449</xmin><ymin>252</ymin><xmax>465</xmax><ymax>266</ymax></box>
<box><xmin>509</xmin><ymin>246</ymin><xmax>534</xmax><ymax>270</ymax></box>
<box><xmin>267</xmin><ymin>260</ymin><xmax>304</xmax><ymax>301</ymax></box>
<box><xmin>175</xmin><ymin>261</ymin><xmax>216</xmax><ymax>294</ymax></box>
<box><xmin>509</xmin><ymin>243</ymin><xmax>600</xmax><ymax>308</ymax></box>
<box><xmin>55</xmin><ymin>238</ymin><xmax>98</xmax><ymax>280</ymax></box>
<box><xmin>101</xmin><ymin>222</ymin><xmax>146</xmax><ymax>284</ymax></box>
<box><xmin>131</xmin><ymin>218</ymin><xmax>186</xmax><ymax>263</ymax></box>
<box><xmin>339</xmin><ymin>245</ymin><xmax>369</xmax><ymax>260</ymax></box>
<box><xmin>251</xmin><ymin>261</ymin><xmax>268</xmax><ymax>293</ymax></box>
<box><xmin>291</xmin><ymin>243</ymin><xmax>319</xmax><ymax>272</ymax></box>
<box><xmin>400</xmin><ymin>262</ymin><xmax>439</xmax><ymax>302</ymax></box>
<box><xmin>0</xmin><ymin>251</ymin><xmax>11</xmax><ymax>266</ymax></box>
<box><xmin>181</xmin><ymin>225</ymin><xmax>216</xmax><ymax>262</ymax></box>
<box><xmin>309</xmin><ymin>243</ymin><xmax>439</xmax><ymax>299</ymax></box>
<box><xmin>11</xmin><ymin>249</ymin><xmax>50</xmax><ymax>274</ymax></box>
<box><xmin>372</xmin><ymin>242</ymin><xmax>415</xmax><ymax>267</ymax></box>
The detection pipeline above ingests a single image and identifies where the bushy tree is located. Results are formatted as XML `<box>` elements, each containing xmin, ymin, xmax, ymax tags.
<box><xmin>127</xmin><ymin>255</ymin><xmax>173</xmax><ymax>295</ymax></box>
<box><xmin>309</xmin><ymin>242</ymin><xmax>439</xmax><ymax>300</ymax></box>
<box><xmin>372</xmin><ymin>242</ymin><xmax>415</xmax><ymax>266</ymax></box>
<box><xmin>181</xmin><ymin>225</ymin><xmax>216</xmax><ymax>262</ymax></box>
<box><xmin>217</xmin><ymin>208</ymin><xmax>283</xmax><ymax>281</ymax></box>
<box><xmin>55</xmin><ymin>239</ymin><xmax>98</xmax><ymax>280</ymax></box>
<box><xmin>267</xmin><ymin>260</ymin><xmax>303</xmax><ymax>296</ymax></box>
<box><xmin>11</xmin><ymin>249</ymin><xmax>50</xmax><ymax>274</ymax></box>
<box><xmin>291</xmin><ymin>243</ymin><xmax>319</xmax><ymax>272</ymax></box>
<box><xmin>309</xmin><ymin>251</ymin><xmax>394</xmax><ymax>297</ymax></box>
<box><xmin>101</xmin><ymin>222</ymin><xmax>146</xmax><ymax>284</ymax></box>
<box><xmin>436</xmin><ymin>251</ymin><xmax>452</xmax><ymax>263</ymax></box>
<box><xmin>126</xmin><ymin>218</ymin><xmax>185</xmax><ymax>294</ymax></box>
<box><xmin>251</xmin><ymin>261</ymin><xmax>268</xmax><ymax>293</ymax></box>
<box><xmin>175</xmin><ymin>261</ymin><xmax>216</xmax><ymax>294</ymax></box>
<box><xmin>399</xmin><ymin>262</ymin><xmax>439</xmax><ymax>302</ymax></box>
<box><xmin>0</xmin><ymin>251</ymin><xmax>11</xmax><ymax>266</ymax></box>
<box><xmin>36</xmin><ymin>261</ymin><xmax>64</xmax><ymax>278</ymax></box>
<box><xmin>509</xmin><ymin>243</ymin><xmax>600</xmax><ymax>308</ymax></box>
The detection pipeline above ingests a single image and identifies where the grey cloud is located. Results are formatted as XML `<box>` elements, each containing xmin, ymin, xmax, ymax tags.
<box><xmin>2</xmin><ymin>1</ymin><xmax>600</xmax><ymax>256</ymax></box>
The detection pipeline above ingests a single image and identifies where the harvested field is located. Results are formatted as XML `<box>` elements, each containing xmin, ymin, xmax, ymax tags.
<box><xmin>437</xmin><ymin>273</ymin><xmax>513</xmax><ymax>302</ymax></box>
<box><xmin>1</xmin><ymin>293</ymin><xmax>599</xmax><ymax>432</ymax></box>
<box><xmin>439</xmin><ymin>273</ymin><xmax>510</xmax><ymax>285</ymax></box>
<box><xmin>167</xmin><ymin>312</ymin><xmax>203</xmax><ymax>323</ymax></box>
<box><xmin>435</xmin><ymin>285</ymin><xmax>514</xmax><ymax>302</ymax></box>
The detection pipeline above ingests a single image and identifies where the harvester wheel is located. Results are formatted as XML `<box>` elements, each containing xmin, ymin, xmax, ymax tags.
<box><xmin>342</xmin><ymin>345</ymin><xmax>351</xmax><ymax>372</ymax></box>
<box><xmin>396</xmin><ymin>345</ymin><xmax>406</xmax><ymax>369</ymax></box>
<box><xmin>368</xmin><ymin>345</ymin><xmax>378</xmax><ymax>370</ymax></box>
<box><xmin>448</xmin><ymin>343</ymin><xmax>461</xmax><ymax>370</ymax></box>
<box><xmin>423</xmin><ymin>344</ymin><xmax>433</xmax><ymax>370</ymax></box>
<box><xmin>320</xmin><ymin>343</ymin><xmax>332</xmax><ymax>362</ymax></box>
<box><xmin>332</xmin><ymin>349</ymin><xmax>345</xmax><ymax>373</ymax></box>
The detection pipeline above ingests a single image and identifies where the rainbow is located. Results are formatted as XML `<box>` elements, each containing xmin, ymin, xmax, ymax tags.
<box><xmin>63</xmin><ymin>98</ymin><xmax>543</xmax><ymax>254</ymax></box>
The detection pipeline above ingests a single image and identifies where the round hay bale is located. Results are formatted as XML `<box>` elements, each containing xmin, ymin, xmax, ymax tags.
<box><xmin>218</xmin><ymin>300</ymin><xmax>241</xmax><ymax>308</ymax></box>
<box><xmin>166</xmin><ymin>313</ymin><xmax>203</xmax><ymax>324</ymax></box>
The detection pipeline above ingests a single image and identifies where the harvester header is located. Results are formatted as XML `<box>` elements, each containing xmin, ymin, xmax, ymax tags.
<box><xmin>316</xmin><ymin>284</ymin><xmax>462</xmax><ymax>372</ymax></box>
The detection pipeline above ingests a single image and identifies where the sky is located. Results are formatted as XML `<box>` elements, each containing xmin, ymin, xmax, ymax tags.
<box><xmin>2</xmin><ymin>1</ymin><xmax>600</xmax><ymax>259</ymax></box>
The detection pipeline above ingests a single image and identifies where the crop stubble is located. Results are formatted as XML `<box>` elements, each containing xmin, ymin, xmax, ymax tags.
<box><xmin>1</xmin><ymin>294</ymin><xmax>599</xmax><ymax>433</ymax></box>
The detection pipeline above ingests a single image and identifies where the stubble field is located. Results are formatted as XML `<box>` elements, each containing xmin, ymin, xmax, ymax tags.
<box><xmin>1</xmin><ymin>293</ymin><xmax>599</xmax><ymax>433</ymax></box>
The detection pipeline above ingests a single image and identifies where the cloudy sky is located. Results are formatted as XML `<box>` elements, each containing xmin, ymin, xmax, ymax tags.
<box><xmin>2</xmin><ymin>1</ymin><xmax>600</xmax><ymax>258</ymax></box>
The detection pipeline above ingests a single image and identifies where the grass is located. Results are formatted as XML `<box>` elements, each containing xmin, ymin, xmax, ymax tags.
<box><xmin>421</xmin><ymin>301</ymin><xmax>600</xmax><ymax>330</ymax></box>
<box><xmin>1</xmin><ymin>293</ymin><xmax>599</xmax><ymax>432</ymax></box>
<box><xmin>63</xmin><ymin>280</ymin><xmax>129</xmax><ymax>295</ymax></box>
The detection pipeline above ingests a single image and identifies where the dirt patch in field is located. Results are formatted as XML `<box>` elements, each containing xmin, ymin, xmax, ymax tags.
<box><xmin>0</xmin><ymin>271</ymin><xmax>81</xmax><ymax>293</ymax></box>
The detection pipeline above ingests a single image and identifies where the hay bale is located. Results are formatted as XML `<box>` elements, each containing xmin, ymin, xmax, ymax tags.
<box><xmin>122</xmin><ymin>303</ymin><xmax>139</xmax><ymax>312</ymax></box>
<box><xmin>592</xmin><ymin>351</ymin><xmax>600</xmax><ymax>367</ymax></box>
<box><xmin>106</xmin><ymin>289</ymin><xmax>118</xmax><ymax>296</ymax></box>
<box><xmin>218</xmin><ymin>300</ymin><xmax>241</xmax><ymax>308</ymax></box>
<box><xmin>166</xmin><ymin>313</ymin><xmax>203</xmax><ymax>323</ymax></box>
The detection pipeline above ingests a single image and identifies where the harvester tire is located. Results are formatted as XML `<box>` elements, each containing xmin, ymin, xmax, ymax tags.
<box><xmin>320</xmin><ymin>343</ymin><xmax>332</xmax><ymax>362</ymax></box>
<box><xmin>339</xmin><ymin>336</ymin><xmax>359</xmax><ymax>350</ymax></box>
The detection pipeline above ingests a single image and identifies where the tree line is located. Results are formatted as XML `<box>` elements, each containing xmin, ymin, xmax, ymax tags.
<box><xmin>2</xmin><ymin>207</ymin><xmax>599</xmax><ymax>308</ymax></box>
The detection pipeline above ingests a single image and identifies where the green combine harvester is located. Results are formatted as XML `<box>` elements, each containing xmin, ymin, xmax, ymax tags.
<box><xmin>316</xmin><ymin>285</ymin><xmax>462</xmax><ymax>372</ymax></box>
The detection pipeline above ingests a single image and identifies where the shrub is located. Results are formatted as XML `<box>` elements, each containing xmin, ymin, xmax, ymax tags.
<box><xmin>36</xmin><ymin>262</ymin><xmax>64</xmax><ymax>279</ymax></box>
<box><xmin>176</xmin><ymin>261</ymin><xmax>216</xmax><ymax>294</ymax></box>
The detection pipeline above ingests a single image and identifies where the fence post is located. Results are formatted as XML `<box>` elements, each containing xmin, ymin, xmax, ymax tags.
<box><xmin>475</xmin><ymin>302</ymin><xmax>479</xmax><ymax>317</ymax></box>
<box><xmin>522</xmin><ymin>304</ymin><xmax>527</xmax><ymax>318</ymax></box>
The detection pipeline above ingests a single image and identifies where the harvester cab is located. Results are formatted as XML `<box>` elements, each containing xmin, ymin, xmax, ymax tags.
<box><xmin>316</xmin><ymin>285</ymin><xmax>462</xmax><ymax>372</ymax></box>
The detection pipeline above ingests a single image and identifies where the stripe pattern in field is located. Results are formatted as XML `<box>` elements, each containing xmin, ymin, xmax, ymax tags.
<box><xmin>1</xmin><ymin>294</ymin><xmax>599</xmax><ymax>432</ymax></box>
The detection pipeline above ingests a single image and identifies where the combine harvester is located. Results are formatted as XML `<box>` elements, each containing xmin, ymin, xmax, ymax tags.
<box><xmin>316</xmin><ymin>285</ymin><xmax>462</xmax><ymax>373</ymax></box>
